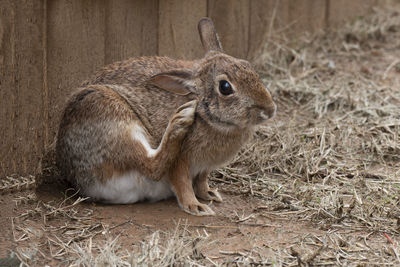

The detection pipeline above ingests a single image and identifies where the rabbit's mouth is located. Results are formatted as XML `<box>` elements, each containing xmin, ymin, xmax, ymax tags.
<box><xmin>259</xmin><ymin>107</ymin><xmax>276</xmax><ymax>122</ymax></box>
<box><xmin>251</xmin><ymin>103</ymin><xmax>277</xmax><ymax>125</ymax></box>
<box><xmin>257</xmin><ymin>112</ymin><xmax>271</xmax><ymax>124</ymax></box>
<box><xmin>254</xmin><ymin>115</ymin><xmax>270</xmax><ymax>125</ymax></box>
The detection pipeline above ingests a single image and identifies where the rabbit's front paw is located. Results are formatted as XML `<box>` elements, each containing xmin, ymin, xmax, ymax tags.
<box><xmin>181</xmin><ymin>200</ymin><xmax>215</xmax><ymax>216</ymax></box>
<box><xmin>169</xmin><ymin>100</ymin><xmax>197</xmax><ymax>139</ymax></box>
<box><xmin>197</xmin><ymin>188</ymin><xmax>223</xmax><ymax>203</ymax></box>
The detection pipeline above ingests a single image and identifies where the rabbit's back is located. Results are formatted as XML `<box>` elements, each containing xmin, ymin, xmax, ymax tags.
<box><xmin>82</xmin><ymin>56</ymin><xmax>194</xmax><ymax>88</ymax></box>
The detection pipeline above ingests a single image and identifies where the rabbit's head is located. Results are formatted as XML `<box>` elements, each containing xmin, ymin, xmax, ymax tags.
<box><xmin>149</xmin><ymin>18</ymin><xmax>276</xmax><ymax>132</ymax></box>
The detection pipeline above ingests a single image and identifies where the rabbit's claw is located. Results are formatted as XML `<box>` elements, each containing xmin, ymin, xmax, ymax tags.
<box><xmin>182</xmin><ymin>201</ymin><xmax>215</xmax><ymax>216</ymax></box>
<box><xmin>197</xmin><ymin>188</ymin><xmax>223</xmax><ymax>203</ymax></box>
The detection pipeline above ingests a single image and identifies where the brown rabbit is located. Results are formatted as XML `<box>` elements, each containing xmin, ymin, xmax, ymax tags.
<box><xmin>56</xmin><ymin>18</ymin><xmax>276</xmax><ymax>216</ymax></box>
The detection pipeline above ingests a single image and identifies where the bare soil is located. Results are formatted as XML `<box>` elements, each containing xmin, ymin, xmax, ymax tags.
<box><xmin>1</xmin><ymin>183</ymin><xmax>324</xmax><ymax>265</ymax></box>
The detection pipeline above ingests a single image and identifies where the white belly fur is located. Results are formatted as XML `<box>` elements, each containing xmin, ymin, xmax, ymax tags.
<box><xmin>83</xmin><ymin>171</ymin><xmax>174</xmax><ymax>204</ymax></box>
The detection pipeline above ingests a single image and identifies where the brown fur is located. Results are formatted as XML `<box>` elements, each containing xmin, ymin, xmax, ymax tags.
<box><xmin>56</xmin><ymin>18</ymin><xmax>276</xmax><ymax>216</ymax></box>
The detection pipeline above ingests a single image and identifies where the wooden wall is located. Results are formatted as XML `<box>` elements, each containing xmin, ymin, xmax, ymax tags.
<box><xmin>0</xmin><ymin>0</ymin><xmax>378</xmax><ymax>177</ymax></box>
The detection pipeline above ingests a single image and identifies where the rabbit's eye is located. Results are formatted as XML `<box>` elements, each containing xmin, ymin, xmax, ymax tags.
<box><xmin>219</xmin><ymin>80</ymin><xmax>233</xmax><ymax>95</ymax></box>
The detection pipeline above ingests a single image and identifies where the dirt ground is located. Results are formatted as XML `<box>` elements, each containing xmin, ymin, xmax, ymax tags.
<box><xmin>0</xmin><ymin>184</ymin><xmax>324</xmax><ymax>265</ymax></box>
<box><xmin>1</xmin><ymin>5</ymin><xmax>400</xmax><ymax>266</ymax></box>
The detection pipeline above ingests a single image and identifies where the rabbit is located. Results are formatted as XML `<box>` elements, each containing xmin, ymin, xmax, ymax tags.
<box><xmin>56</xmin><ymin>18</ymin><xmax>276</xmax><ymax>216</ymax></box>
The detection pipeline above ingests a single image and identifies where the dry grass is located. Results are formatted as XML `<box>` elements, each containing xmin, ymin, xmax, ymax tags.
<box><xmin>14</xmin><ymin>208</ymin><xmax>210</xmax><ymax>267</ymax></box>
<box><xmin>65</xmin><ymin>223</ymin><xmax>209</xmax><ymax>267</ymax></box>
<box><xmin>12</xmin><ymin>194</ymin><xmax>96</xmax><ymax>265</ymax></box>
<box><xmin>7</xmin><ymin>4</ymin><xmax>400</xmax><ymax>266</ymax></box>
<box><xmin>0</xmin><ymin>174</ymin><xmax>36</xmax><ymax>194</ymax></box>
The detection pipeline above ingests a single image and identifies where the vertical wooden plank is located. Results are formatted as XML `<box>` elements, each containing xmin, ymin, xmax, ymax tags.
<box><xmin>47</xmin><ymin>0</ymin><xmax>106</xmax><ymax>144</ymax></box>
<box><xmin>16</xmin><ymin>0</ymin><xmax>46</xmax><ymax>176</ymax></box>
<box><xmin>0</xmin><ymin>0</ymin><xmax>15</xmax><ymax>176</ymax></box>
<box><xmin>105</xmin><ymin>0</ymin><xmax>158</xmax><ymax>64</ymax></box>
<box><xmin>0</xmin><ymin>0</ymin><xmax>45</xmax><ymax>176</ymax></box>
<box><xmin>42</xmin><ymin>0</ymin><xmax>49</xmax><ymax>146</ymax></box>
<box><xmin>207</xmin><ymin>0</ymin><xmax>250</xmax><ymax>59</ymax></box>
<box><xmin>158</xmin><ymin>0</ymin><xmax>207</xmax><ymax>60</ymax></box>
<box><xmin>274</xmin><ymin>0</ymin><xmax>290</xmax><ymax>32</ymax></box>
<box><xmin>248</xmin><ymin>0</ymin><xmax>290</xmax><ymax>60</ymax></box>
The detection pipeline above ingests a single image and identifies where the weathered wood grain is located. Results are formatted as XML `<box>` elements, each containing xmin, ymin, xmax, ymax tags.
<box><xmin>105</xmin><ymin>0</ymin><xmax>158</xmax><ymax>64</ymax></box>
<box><xmin>207</xmin><ymin>0</ymin><xmax>250</xmax><ymax>59</ymax></box>
<box><xmin>158</xmin><ymin>0</ymin><xmax>207</xmax><ymax>60</ymax></box>
<box><xmin>0</xmin><ymin>0</ymin><xmax>45</xmax><ymax>176</ymax></box>
<box><xmin>47</xmin><ymin>0</ymin><xmax>106</xmax><ymax>143</ymax></box>
<box><xmin>248</xmin><ymin>0</ymin><xmax>290</xmax><ymax>60</ymax></box>
<box><xmin>287</xmin><ymin>0</ymin><xmax>327</xmax><ymax>36</ymax></box>
<box><xmin>327</xmin><ymin>0</ymin><xmax>377</xmax><ymax>28</ymax></box>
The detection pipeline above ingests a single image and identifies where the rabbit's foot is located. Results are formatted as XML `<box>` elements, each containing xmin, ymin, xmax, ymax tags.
<box><xmin>196</xmin><ymin>188</ymin><xmax>223</xmax><ymax>202</ymax></box>
<box><xmin>168</xmin><ymin>100</ymin><xmax>197</xmax><ymax>140</ymax></box>
<box><xmin>181</xmin><ymin>200</ymin><xmax>215</xmax><ymax>216</ymax></box>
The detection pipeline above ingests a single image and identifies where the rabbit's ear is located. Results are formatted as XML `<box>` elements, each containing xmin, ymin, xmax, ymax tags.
<box><xmin>148</xmin><ymin>70</ymin><xmax>196</xmax><ymax>96</ymax></box>
<box><xmin>198</xmin><ymin>17</ymin><xmax>223</xmax><ymax>52</ymax></box>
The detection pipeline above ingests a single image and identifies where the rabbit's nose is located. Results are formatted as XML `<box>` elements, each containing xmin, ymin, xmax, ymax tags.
<box><xmin>261</xmin><ymin>102</ymin><xmax>277</xmax><ymax>120</ymax></box>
